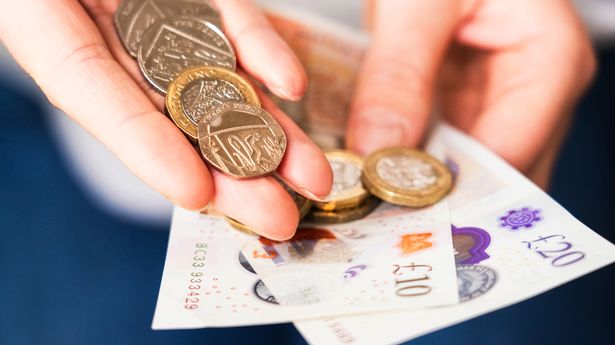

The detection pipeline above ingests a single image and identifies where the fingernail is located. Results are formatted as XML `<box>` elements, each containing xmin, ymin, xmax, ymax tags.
<box><xmin>271</xmin><ymin>85</ymin><xmax>303</xmax><ymax>101</ymax></box>
<box><xmin>349</xmin><ymin>108</ymin><xmax>411</xmax><ymax>156</ymax></box>
<box><xmin>299</xmin><ymin>187</ymin><xmax>328</xmax><ymax>202</ymax></box>
<box><xmin>197</xmin><ymin>203</ymin><xmax>210</xmax><ymax>213</ymax></box>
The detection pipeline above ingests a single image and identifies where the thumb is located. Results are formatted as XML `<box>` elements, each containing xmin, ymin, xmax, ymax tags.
<box><xmin>347</xmin><ymin>0</ymin><xmax>466</xmax><ymax>155</ymax></box>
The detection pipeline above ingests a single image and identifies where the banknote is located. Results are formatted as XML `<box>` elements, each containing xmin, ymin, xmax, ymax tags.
<box><xmin>152</xmin><ymin>136</ymin><xmax>458</xmax><ymax>329</ymax></box>
<box><xmin>293</xmin><ymin>124</ymin><xmax>615</xmax><ymax>345</ymax></box>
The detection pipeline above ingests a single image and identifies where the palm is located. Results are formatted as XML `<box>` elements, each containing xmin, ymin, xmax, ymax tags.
<box><xmin>0</xmin><ymin>0</ymin><xmax>332</xmax><ymax>239</ymax></box>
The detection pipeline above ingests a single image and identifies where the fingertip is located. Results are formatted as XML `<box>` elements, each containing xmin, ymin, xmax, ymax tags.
<box><xmin>346</xmin><ymin>106</ymin><xmax>419</xmax><ymax>156</ymax></box>
<box><xmin>267</xmin><ymin>49</ymin><xmax>308</xmax><ymax>101</ymax></box>
<box><xmin>174</xmin><ymin>179</ymin><xmax>214</xmax><ymax>211</ymax></box>
<box><xmin>165</xmin><ymin>152</ymin><xmax>214</xmax><ymax>211</ymax></box>
<box><xmin>238</xmin><ymin>186</ymin><xmax>300</xmax><ymax>241</ymax></box>
<box><xmin>211</xmin><ymin>173</ymin><xmax>300</xmax><ymax>240</ymax></box>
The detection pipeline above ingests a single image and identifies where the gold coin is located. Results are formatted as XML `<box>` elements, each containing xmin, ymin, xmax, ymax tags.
<box><xmin>198</xmin><ymin>102</ymin><xmax>286</xmax><ymax>178</ymax></box>
<box><xmin>225</xmin><ymin>216</ymin><xmax>258</xmax><ymax>236</ymax></box>
<box><xmin>313</xmin><ymin>150</ymin><xmax>369</xmax><ymax>211</ymax></box>
<box><xmin>306</xmin><ymin>196</ymin><xmax>380</xmax><ymax>224</ymax></box>
<box><xmin>362</xmin><ymin>147</ymin><xmax>452</xmax><ymax>207</ymax></box>
<box><xmin>166</xmin><ymin>66</ymin><xmax>260</xmax><ymax>141</ymax></box>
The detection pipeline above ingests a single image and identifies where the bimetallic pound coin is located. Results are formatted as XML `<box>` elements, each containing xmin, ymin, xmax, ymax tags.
<box><xmin>115</xmin><ymin>0</ymin><xmax>220</xmax><ymax>57</ymax></box>
<box><xmin>138</xmin><ymin>17</ymin><xmax>235</xmax><ymax>93</ymax></box>
<box><xmin>314</xmin><ymin>150</ymin><xmax>368</xmax><ymax>211</ymax></box>
<box><xmin>306</xmin><ymin>196</ymin><xmax>380</xmax><ymax>225</ymax></box>
<box><xmin>166</xmin><ymin>66</ymin><xmax>260</xmax><ymax>140</ymax></box>
<box><xmin>362</xmin><ymin>147</ymin><xmax>452</xmax><ymax>207</ymax></box>
<box><xmin>225</xmin><ymin>216</ymin><xmax>258</xmax><ymax>236</ymax></box>
<box><xmin>198</xmin><ymin>103</ymin><xmax>287</xmax><ymax>178</ymax></box>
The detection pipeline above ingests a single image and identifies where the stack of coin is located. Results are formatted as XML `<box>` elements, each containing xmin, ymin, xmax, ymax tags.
<box><xmin>114</xmin><ymin>0</ymin><xmax>287</xmax><ymax>179</ymax></box>
<box><xmin>305</xmin><ymin>150</ymin><xmax>380</xmax><ymax>224</ymax></box>
<box><xmin>305</xmin><ymin>148</ymin><xmax>454</xmax><ymax>224</ymax></box>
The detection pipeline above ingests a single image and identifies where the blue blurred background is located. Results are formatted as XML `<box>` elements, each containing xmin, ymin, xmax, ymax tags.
<box><xmin>1</xmin><ymin>7</ymin><xmax>615</xmax><ymax>345</ymax></box>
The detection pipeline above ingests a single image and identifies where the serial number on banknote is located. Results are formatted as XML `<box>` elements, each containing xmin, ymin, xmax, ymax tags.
<box><xmin>184</xmin><ymin>242</ymin><xmax>208</xmax><ymax>310</ymax></box>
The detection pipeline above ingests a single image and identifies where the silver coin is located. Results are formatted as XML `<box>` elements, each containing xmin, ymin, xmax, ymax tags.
<box><xmin>138</xmin><ymin>17</ymin><xmax>236</xmax><ymax>93</ymax></box>
<box><xmin>115</xmin><ymin>0</ymin><xmax>220</xmax><ymax>57</ymax></box>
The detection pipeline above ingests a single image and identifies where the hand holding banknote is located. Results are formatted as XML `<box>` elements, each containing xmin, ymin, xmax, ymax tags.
<box><xmin>347</xmin><ymin>0</ymin><xmax>596</xmax><ymax>188</ymax></box>
<box><xmin>0</xmin><ymin>0</ymin><xmax>334</xmax><ymax>240</ymax></box>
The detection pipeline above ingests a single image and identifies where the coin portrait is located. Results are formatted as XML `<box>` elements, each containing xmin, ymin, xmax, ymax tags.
<box><xmin>138</xmin><ymin>17</ymin><xmax>235</xmax><ymax>93</ymax></box>
<box><xmin>198</xmin><ymin>103</ymin><xmax>287</xmax><ymax>178</ymax></box>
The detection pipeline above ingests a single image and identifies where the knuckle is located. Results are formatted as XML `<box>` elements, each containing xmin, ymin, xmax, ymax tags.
<box><xmin>231</xmin><ymin>22</ymin><xmax>276</xmax><ymax>45</ymax></box>
<box><xmin>44</xmin><ymin>42</ymin><xmax>111</xmax><ymax>82</ymax></box>
<box><xmin>38</xmin><ymin>42</ymin><xmax>112</xmax><ymax>109</ymax></box>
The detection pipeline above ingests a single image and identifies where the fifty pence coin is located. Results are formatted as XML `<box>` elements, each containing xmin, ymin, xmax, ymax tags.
<box><xmin>115</xmin><ymin>0</ymin><xmax>220</xmax><ymax>57</ymax></box>
<box><xmin>305</xmin><ymin>196</ymin><xmax>381</xmax><ymax>225</ymax></box>
<box><xmin>362</xmin><ymin>147</ymin><xmax>452</xmax><ymax>207</ymax></box>
<box><xmin>138</xmin><ymin>17</ymin><xmax>235</xmax><ymax>93</ymax></box>
<box><xmin>166</xmin><ymin>66</ymin><xmax>260</xmax><ymax>140</ymax></box>
<box><xmin>198</xmin><ymin>102</ymin><xmax>287</xmax><ymax>178</ymax></box>
<box><xmin>313</xmin><ymin>150</ymin><xmax>368</xmax><ymax>211</ymax></box>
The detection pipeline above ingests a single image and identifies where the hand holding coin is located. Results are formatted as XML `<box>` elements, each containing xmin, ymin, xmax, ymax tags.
<box><xmin>346</xmin><ymin>0</ymin><xmax>595</xmax><ymax>189</ymax></box>
<box><xmin>0</xmin><ymin>0</ymin><xmax>332</xmax><ymax>240</ymax></box>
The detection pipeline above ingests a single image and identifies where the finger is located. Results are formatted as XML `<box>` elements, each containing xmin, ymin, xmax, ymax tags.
<box><xmin>259</xmin><ymin>91</ymin><xmax>333</xmax><ymax>200</ymax></box>
<box><xmin>0</xmin><ymin>0</ymin><xmax>213</xmax><ymax>209</ymax></box>
<box><xmin>214</xmin><ymin>0</ymin><xmax>307</xmax><ymax>101</ymax></box>
<box><xmin>211</xmin><ymin>171</ymin><xmax>299</xmax><ymax>241</ymax></box>
<box><xmin>466</xmin><ymin>1</ymin><xmax>596</xmax><ymax>171</ymax></box>
<box><xmin>526</xmin><ymin>112</ymin><xmax>572</xmax><ymax>190</ymax></box>
<box><xmin>347</xmin><ymin>0</ymin><xmax>468</xmax><ymax>155</ymax></box>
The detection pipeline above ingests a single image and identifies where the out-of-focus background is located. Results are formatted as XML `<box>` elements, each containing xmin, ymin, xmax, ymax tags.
<box><xmin>1</xmin><ymin>1</ymin><xmax>614</xmax><ymax>344</ymax></box>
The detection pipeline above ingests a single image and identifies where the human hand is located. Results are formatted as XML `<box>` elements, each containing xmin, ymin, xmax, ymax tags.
<box><xmin>347</xmin><ymin>0</ymin><xmax>596</xmax><ymax>188</ymax></box>
<box><xmin>0</xmin><ymin>0</ymin><xmax>332</xmax><ymax>240</ymax></box>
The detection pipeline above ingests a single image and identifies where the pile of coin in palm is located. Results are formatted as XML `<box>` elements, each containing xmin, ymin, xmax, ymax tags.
<box><xmin>113</xmin><ymin>0</ymin><xmax>453</xmax><ymax>236</ymax></box>
<box><xmin>114</xmin><ymin>0</ymin><xmax>287</xmax><ymax>180</ymax></box>
<box><xmin>228</xmin><ymin>147</ymin><xmax>454</xmax><ymax>235</ymax></box>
